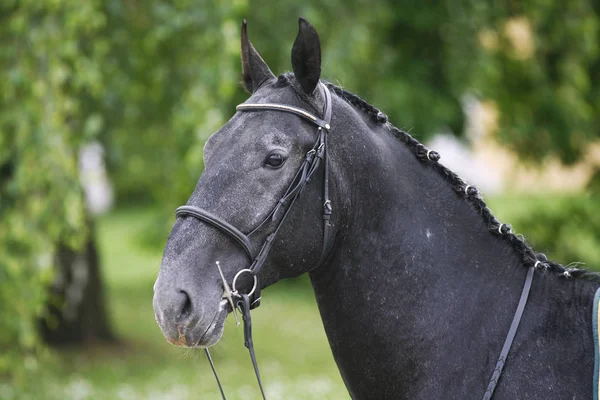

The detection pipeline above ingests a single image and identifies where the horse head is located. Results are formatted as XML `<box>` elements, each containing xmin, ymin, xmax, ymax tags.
<box><xmin>153</xmin><ymin>18</ymin><xmax>337</xmax><ymax>348</ymax></box>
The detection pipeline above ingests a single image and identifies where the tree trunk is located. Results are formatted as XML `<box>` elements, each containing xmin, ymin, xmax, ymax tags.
<box><xmin>40</xmin><ymin>218</ymin><xmax>114</xmax><ymax>345</ymax></box>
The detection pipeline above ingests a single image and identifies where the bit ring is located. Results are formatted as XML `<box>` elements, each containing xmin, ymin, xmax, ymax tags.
<box><xmin>232</xmin><ymin>269</ymin><xmax>257</xmax><ymax>297</ymax></box>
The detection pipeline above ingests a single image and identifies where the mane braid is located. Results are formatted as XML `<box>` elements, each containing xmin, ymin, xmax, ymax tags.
<box><xmin>324</xmin><ymin>82</ymin><xmax>600</xmax><ymax>282</ymax></box>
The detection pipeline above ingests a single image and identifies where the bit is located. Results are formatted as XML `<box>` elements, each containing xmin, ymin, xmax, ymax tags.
<box><xmin>215</xmin><ymin>261</ymin><xmax>240</xmax><ymax>325</ymax></box>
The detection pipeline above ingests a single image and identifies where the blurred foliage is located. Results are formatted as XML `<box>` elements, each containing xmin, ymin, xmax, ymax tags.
<box><xmin>459</xmin><ymin>1</ymin><xmax>600</xmax><ymax>165</ymax></box>
<box><xmin>97</xmin><ymin>0</ymin><xmax>245</xmax><ymax>208</ymax></box>
<box><xmin>101</xmin><ymin>0</ymin><xmax>470</xmax><ymax>211</ymax></box>
<box><xmin>489</xmin><ymin>194</ymin><xmax>600</xmax><ymax>268</ymax></box>
<box><xmin>0</xmin><ymin>0</ymin><xmax>105</xmax><ymax>384</ymax></box>
<box><xmin>94</xmin><ymin>0</ymin><xmax>600</xmax><ymax>212</ymax></box>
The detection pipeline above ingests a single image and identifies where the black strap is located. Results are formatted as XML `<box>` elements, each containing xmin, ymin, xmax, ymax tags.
<box><xmin>204</xmin><ymin>349</ymin><xmax>226</xmax><ymax>400</ymax></box>
<box><xmin>319</xmin><ymin>85</ymin><xmax>333</xmax><ymax>263</ymax></box>
<box><xmin>238</xmin><ymin>294</ymin><xmax>267</xmax><ymax>400</ymax></box>
<box><xmin>201</xmin><ymin>296</ymin><xmax>267</xmax><ymax>400</ymax></box>
<box><xmin>176</xmin><ymin>206</ymin><xmax>254</xmax><ymax>261</ymax></box>
<box><xmin>482</xmin><ymin>266</ymin><xmax>534</xmax><ymax>400</ymax></box>
<box><xmin>249</xmin><ymin>129</ymin><xmax>326</xmax><ymax>277</ymax></box>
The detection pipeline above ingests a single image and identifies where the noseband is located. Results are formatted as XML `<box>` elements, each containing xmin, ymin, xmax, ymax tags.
<box><xmin>174</xmin><ymin>83</ymin><xmax>333</xmax><ymax>399</ymax></box>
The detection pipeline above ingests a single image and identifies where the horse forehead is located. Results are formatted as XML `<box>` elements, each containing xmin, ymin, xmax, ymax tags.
<box><xmin>247</xmin><ymin>83</ymin><xmax>299</xmax><ymax>103</ymax></box>
<box><xmin>203</xmin><ymin>83</ymin><xmax>317</xmax><ymax>167</ymax></box>
<box><xmin>209</xmin><ymin>95</ymin><xmax>314</xmax><ymax>152</ymax></box>
<box><xmin>207</xmin><ymin>113</ymin><xmax>298</xmax><ymax>157</ymax></box>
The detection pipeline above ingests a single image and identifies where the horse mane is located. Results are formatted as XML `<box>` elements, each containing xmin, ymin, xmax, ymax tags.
<box><xmin>274</xmin><ymin>75</ymin><xmax>600</xmax><ymax>283</ymax></box>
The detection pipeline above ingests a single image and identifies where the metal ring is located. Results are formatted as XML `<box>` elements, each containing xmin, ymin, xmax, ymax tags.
<box><xmin>232</xmin><ymin>268</ymin><xmax>257</xmax><ymax>297</ymax></box>
<box><xmin>498</xmin><ymin>224</ymin><xmax>504</xmax><ymax>234</ymax></box>
<box><xmin>534</xmin><ymin>260</ymin><xmax>541</xmax><ymax>269</ymax></box>
<box><xmin>426</xmin><ymin>149</ymin><xmax>432</xmax><ymax>160</ymax></box>
<box><xmin>465</xmin><ymin>185</ymin><xmax>471</xmax><ymax>195</ymax></box>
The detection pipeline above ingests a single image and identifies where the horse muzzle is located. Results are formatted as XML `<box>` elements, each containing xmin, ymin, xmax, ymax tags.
<box><xmin>152</xmin><ymin>279</ymin><xmax>228</xmax><ymax>348</ymax></box>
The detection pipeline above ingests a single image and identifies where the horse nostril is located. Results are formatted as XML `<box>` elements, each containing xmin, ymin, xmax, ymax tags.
<box><xmin>177</xmin><ymin>290</ymin><xmax>193</xmax><ymax>321</ymax></box>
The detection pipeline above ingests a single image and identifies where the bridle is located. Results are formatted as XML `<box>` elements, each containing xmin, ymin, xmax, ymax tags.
<box><xmin>173</xmin><ymin>81</ymin><xmax>535</xmax><ymax>400</ymax></box>
<box><xmin>174</xmin><ymin>82</ymin><xmax>333</xmax><ymax>399</ymax></box>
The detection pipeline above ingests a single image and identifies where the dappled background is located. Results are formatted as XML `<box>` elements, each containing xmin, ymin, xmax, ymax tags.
<box><xmin>1</xmin><ymin>1</ymin><xmax>600</xmax><ymax>399</ymax></box>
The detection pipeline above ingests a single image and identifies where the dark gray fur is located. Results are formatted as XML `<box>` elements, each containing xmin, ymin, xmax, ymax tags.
<box><xmin>154</xmin><ymin>18</ymin><xmax>599</xmax><ymax>399</ymax></box>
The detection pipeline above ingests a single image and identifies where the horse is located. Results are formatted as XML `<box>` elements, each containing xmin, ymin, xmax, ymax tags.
<box><xmin>153</xmin><ymin>18</ymin><xmax>600</xmax><ymax>399</ymax></box>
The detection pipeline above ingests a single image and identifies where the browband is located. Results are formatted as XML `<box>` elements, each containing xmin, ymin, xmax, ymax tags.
<box><xmin>236</xmin><ymin>103</ymin><xmax>330</xmax><ymax>130</ymax></box>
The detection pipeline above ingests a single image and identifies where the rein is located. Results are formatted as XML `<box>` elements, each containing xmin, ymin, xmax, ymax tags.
<box><xmin>175</xmin><ymin>83</ymin><xmax>333</xmax><ymax>399</ymax></box>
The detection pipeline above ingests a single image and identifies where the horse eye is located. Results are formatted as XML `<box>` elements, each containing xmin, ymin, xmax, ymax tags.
<box><xmin>265</xmin><ymin>153</ymin><xmax>285</xmax><ymax>168</ymax></box>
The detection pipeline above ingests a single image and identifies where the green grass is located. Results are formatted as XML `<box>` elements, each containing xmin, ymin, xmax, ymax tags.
<box><xmin>16</xmin><ymin>208</ymin><xmax>348</xmax><ymax>400</ymax></box>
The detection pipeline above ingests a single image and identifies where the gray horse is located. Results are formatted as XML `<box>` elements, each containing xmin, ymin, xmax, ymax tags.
<box><xmin>154</xmin><ymin>18</ymin><xmax>599</xmax><ymax>399</ymax></box>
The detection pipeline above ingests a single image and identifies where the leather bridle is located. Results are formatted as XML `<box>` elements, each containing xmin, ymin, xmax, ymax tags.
<box><xmin>174</xmin><ymin>82</ymin><xmax>333</xmax><ymax>399</ymax></box>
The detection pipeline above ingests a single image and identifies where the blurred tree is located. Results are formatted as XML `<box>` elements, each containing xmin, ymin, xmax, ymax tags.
<box><xmin>102</xmin><ymin>1</ymin><xmax>600</xmax><ymax>211</ymax></box>
<box><xmin>98</xmin><ymin>0</ymin><xmax>472</xmax><ymax>218</ymax></box>
<box><xmin>97</xmin><ymin>1</ymin><xmax>244</xmax><ymax>206</ymax></box>
<box><xmin>0</xmin><ymin>0</ymin><xmax>112</xmax><ymax>383</ymax></box>
<box><xmin>450</xmin><ymin>1</ymin><xmax>600</xmax><ymax>165</ymax></box>
<box><xmin>40</xmin><ymin>222</ymin><xmax>113</xmax><ymax>346</ymax></box>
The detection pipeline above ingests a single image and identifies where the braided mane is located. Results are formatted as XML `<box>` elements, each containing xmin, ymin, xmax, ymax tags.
<box><xmin>318</xmin><ymin>80</ymin><xmax>599</xmax><ymax>282</ymax></box>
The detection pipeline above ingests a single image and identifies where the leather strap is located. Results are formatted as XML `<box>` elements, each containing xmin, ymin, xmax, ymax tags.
<box><xmin>249</xmin><ymin>128</ymin><xmax>327</xmax><ymax>277</ymax></box>
<box><xmin>204</xmin><ymin>348</ymin><xmax>226</xmax><ymax>400</ymax></box>
<box><xmin>238</xmin><ymin>294</ymin><xmax>267</xmax><ymax>400</ymax></box>
<box><xmin>176</xmin><ymin>206</ymin><xmax>254</xmax><ymax>261</ymax></box>
<box><xmin>482</xmin><ymin>266</ymin><xmax>535</xmax><ymax>399</ymax></box>
<box><xmin>236</xmin><ymin>103</ymin><xmax>330</xmax><ymax>130</ymax></box>
<box><xmin>238</xmin><ymin>83</ymin><xmax>333</xmax><ymax>274</ymax></box>
<box><xmin>202</xmin><ymin>295</ymin><xmax>266</xmax><ymax>400</ymax></box>
<box><xmin>320</xmin><ymin>85</ymin><xmax>333</xmax><ymax>264</ymax></box>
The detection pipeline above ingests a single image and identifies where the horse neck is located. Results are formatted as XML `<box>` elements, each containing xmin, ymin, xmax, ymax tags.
<box><xmin>307</xmin><ymin>102</ymin><xmax>597</xmax><ymax>397</ymax></box>
<box><xmin>311</xmin><ymin>100</ymin><xmax>528</xmax><ymax>299</ymax></box>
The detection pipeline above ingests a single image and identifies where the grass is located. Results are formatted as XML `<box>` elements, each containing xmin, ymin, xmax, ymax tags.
<box><xmin>15</xmin><ymin>208</ymin><xmax>348</xmax><ymax>400</ymax></box>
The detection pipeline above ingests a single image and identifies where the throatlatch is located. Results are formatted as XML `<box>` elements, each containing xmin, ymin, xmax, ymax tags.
<box><xmin>175</xmin><ymin>83</ymin><xmax>333</xmax><ymax>399</ymax></box>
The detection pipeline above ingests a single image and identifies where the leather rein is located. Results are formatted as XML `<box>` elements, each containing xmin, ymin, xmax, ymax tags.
<box><xmin>174</xmin><ymin>82</ymin><xmax>534</xmax><ymax>399</ymax></box>
<box><xmin>175</xmin><ymin>83</ymin><xmax>333</xmax><ymax>399</ymax></box>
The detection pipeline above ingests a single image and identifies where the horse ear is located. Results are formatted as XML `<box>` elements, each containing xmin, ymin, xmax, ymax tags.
<box><xmin>291</xmin><ymin>17</ymin><xmax>321</xmax><ymax>94</ymax></box>
<box><xmin>241</xmin><ymin>20</ymin><xmax>275</xmax><ymax>93</ymax></box>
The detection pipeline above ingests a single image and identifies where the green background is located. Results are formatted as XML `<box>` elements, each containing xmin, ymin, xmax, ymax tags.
<box><xmin>1</xmin><ymin>1</ymin><xmax>599</xmax><ymax>398</ymax></box>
